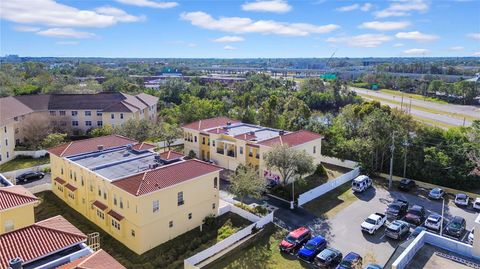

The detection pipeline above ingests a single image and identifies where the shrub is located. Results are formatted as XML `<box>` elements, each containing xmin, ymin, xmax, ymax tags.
<box><xmin>42</xmin><ymin>167</ymin><xmax>51</xmax><ymax>173</ymax></box>
<box><xmin>217</xmin><ymin>219</ymin><xmax>236</xmax><ymax>240</ymax></box>
<box><xmin>203</xmin><ymin>214</ymin><xmax>216</xmax><ymax>227</ymax></box>
<box><xmin>314</xmin><ymin>164</ymin><xmax>327</xmax><ymax>177</ymax></box>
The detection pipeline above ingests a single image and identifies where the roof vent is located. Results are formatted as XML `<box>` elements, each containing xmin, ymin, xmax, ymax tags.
<box><xmin>249</xmin><ymin>131</ymin><xmax>255</xmax><ymax>136</ymax></box>
<box><xmin>154</xmin><ymin>155</ymin><xmax>161</xmax><ymax>162</ymax></box>
<box><xmin>126</xmin><ymin>144</ymin><xmax>133</xmax><ymax>150</ymax></box>
<box><xmin>226</xmin><ymin>121</ymin><xmax>232</xmax><ymax>126</ymax></box>
<box><xmin>97</xmin><ymin>145</ymin><xmax>104</xmax><ymax>151</ymax></box>
<box><xmin>8</xmin><ymin>257</ymin><xmax>22</xmax><ymax>269</ymax></box>
<box><xmin>279</xmin><ymin>130</ymin><xmax>285</xmax><ymax>136</ymax></box>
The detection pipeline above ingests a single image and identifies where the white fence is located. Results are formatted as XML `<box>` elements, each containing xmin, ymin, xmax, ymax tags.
<box><xmin>14</xmin><ymin>150</ymin><xmax>48</xmax><ymax>159</ymax></box>
<box><xmin>319</xmin><ymin>156</ymin><xmax>359</xmax><ymax>169</ymax></box>
<box><xmin>298</xmin><ymin>167</ymin><xmax>360</xmax><ymax>206</ymax></box>
<box><xmin>184</xmin><ymin>206</ymin><xmax>273</xmax><ymax>269</ymax></box>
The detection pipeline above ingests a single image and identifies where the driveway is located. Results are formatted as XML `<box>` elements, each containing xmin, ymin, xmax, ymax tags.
<box><xmin>14</xmin><ymin>173</ymin><xmax>51</xmax><ymax>189</ymax></box>
<box><xmin>306</xmin><ymin>185</ymin><xmax>479</xmax><ymax>265</ymax></box>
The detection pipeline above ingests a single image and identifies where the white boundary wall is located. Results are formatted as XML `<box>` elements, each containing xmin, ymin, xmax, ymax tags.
<box><xmin>319</xmin><ymin>156</ymin><xmax>359</xmax><ymax>169</ymax></box>
<box><xmin>298</xmin><ymin>167</ymin><xmax>360</xmax><ymax>206</ymax></box>
<box><xmin>14</xmin><ymin>150</ymin><xmax>48</xmax><ymax>159</ymax></box>
<box><xmin>184</xmin><ymin>205</ymin><xmax>273</xmax><ymax>269</ymax></box>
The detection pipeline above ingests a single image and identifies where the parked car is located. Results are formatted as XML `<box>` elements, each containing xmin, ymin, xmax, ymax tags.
<box><xmin>408</xmin><ymin>226</ymin><xmax>427</xmax><ymax>240</ymax></box>
<box><xmin>454</xmin><ymin>193</ymin><xmax>469</xmax><ymax>207</ymax></box>
<box><xmin>473</xmin><ymin>198</ymin><xmax>480</xmax><ymax>210</ymax></box>
<box><xmin>279</xmin><ymin>227</ymin><xmax>311</xmax><ymax>253</ymax></box>
<box><xmin>16</xmin><ymin>171</ymin><xmax>45</xmax><ymax>182</ymax></box>
<box><xmin>424</xmin><ymin>213</ymin><xmax>444</xmax><ymax>232</ymax></box>
<box><xmin>315</xmin><ymin>247</ymin><xmax>343</xmax><ymax>268</ymax></box>
<box><xmin>398</xmin><ymin>178</ymin><xmax>415</xmax><ymax>191</ymax></box>
<box><xmin>361</xmin><ymin>213</ymin><xmax>387</xmax><ymax>235</ymax></box>
<box><xmin>428</xmin><ymin>188</ymin><xmax>445</xmax><ymax>200</ymax></box>
<box><xmin>405</xmin><ymin>205</ymin><xmax>426</xmax><ymax>225</ymax></box>
<box><xmin>298</xmin><ymin>235</ymin><xmax>327</xmax><ymax>262</ymax></box>
<box><xmin>352</xmin><ymin>175</ymin><xmax>372</xmax><ymax>193</ymax></box>
<box><xmin>468</xmin><ymin>228</ymin><xmax>475</xmax><ymax>245</ymax></box>
<box><xmin>385</xmin><ymin>199</ymin><xmax>409</xmax><ymax>220</ymax></box>
<box><xmin>445</xmin><ymin>216</ymin><xmax>466</xmax><ymax>238</ymax></box>
<box><xmin>364</xmin><ymin>264</ymin><xmax>383</xmax><ymax>269</ymax></box>
<box><xmin>336</xmin><ymin>252</ymin><xmax>363</xmax><ymax>269</ymax></box>
<box><xmin>385</xmin><ymin>220</ymin><xmax>410</xmax><ymax>240</ymax></box>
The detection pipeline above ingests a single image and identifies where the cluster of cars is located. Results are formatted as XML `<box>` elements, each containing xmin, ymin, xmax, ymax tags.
<box><xmin>279</xmin><ymin>226</ymin><xmax>381</xmax><ymax>268</ymax></box>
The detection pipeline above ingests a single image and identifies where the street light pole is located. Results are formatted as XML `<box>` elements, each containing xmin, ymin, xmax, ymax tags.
<box><xmin>389</xmin><ymin>132</ymin><xmax>396</xmax><ymax>189</ymax></box>
<box><xmin>290</xmin><ymin>178</ymin><xmax>295</xmax><ymax>210</ymax></box>
<box><xmin>440</xmin><ymin>197</ymin><xmax>445</xmax><ymax>236</ymax></box>
<box><xmin>403</xmin><ymin>138</ymin><xmax>409</xmax><ymax>178</ymax></box>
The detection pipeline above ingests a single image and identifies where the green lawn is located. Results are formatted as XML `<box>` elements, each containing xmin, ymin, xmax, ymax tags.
<box><xmin>205</xmin><ymin>224</ymin><xmax>312</xmax><ymax>269</ymax></box>
<box><xmin>379</xmin><ymin>89</ymin><xmax>448</xmax><ymax>104</ymax></box>
<box><xmin>0</xmin><ymin>156</ymin><xmax>50</xmax><ymax>172</ymax></box>
<box><xmin>303</xmin><ymin>181</ymin><xmax>358</xmax><ymax>219</ymax></box>
<box><xmin>34</xmin><ymin>191</ymin><xmax>251</xmax><ymax>269</ymax></box>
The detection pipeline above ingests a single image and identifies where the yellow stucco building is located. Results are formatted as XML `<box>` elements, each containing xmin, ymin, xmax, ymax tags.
<box><xmin>0</xmin><ymin>185</ymin><xmax>38</xmax><ymax>234</ymax></box>
<box><xmin>182</xmin><ymin>117</ymin><xmax>323</xmax><ymax>182</ymax></box>
<box><xmin>48</xmin><ymin>135</ymin><xmax>221</xmax><ymax>254</ymax></box>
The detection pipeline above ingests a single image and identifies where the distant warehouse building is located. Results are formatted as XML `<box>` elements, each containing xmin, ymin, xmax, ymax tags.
<box><xmin>0</xmin><ymin>92</ymin><xmax>158</xmax><ymax>165</ymax></box>
<box><xmin>48</xmin><ymin>135</ymin><xmax>222</xmax><ymax>254</ymax></box>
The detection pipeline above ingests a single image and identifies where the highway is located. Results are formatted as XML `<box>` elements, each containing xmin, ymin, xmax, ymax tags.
<box><xmin>351</xmin><ymin>87</ymin><xmax>480</xmax><ymax>128</ymax></box>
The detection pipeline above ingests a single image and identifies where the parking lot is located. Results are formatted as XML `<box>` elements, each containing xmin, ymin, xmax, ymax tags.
<box><xmin>304</xmin><ymin>183</ymin><xmax>479</xmax><ymax>265</ymax></box>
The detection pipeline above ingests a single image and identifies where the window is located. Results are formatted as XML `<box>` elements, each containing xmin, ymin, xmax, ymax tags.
<box><xmin>0</xmin><ymin>154</ymin><xmax>2</xmax><ymax>162</ymax></box>
<box><xmin>188</xmin><ymin>213</ymin><xmax>192</xmax><ymax>220</ymax></box>
<box><xmin>214</xmin><ymin>177</ymin><xmax>218</xmax><ymax>189</ymax></box>
<box><xmin>131</xmin><ymin>229</ymin><xmax>136</xmax><ymax>237</ymax></box>
<box><xmin>97</xmin><ymin>209</ymin><xmax>105</xmax><ymax>219</ymax></box>
<box><xmin>153</xmin><ymin>200</ymin><xmax>159</xmax><ymax>213</ymax></box>
<box><xmin>4</xmin><ymin>126</ymin><xmax>6</xmax><ymax>133</ymax></box>
<box><xmin>69</xmin><ymin>170</ymin><xmax>73</xmax><ymax>179</ymax></box>
<box><xmin>81</xmin><ymin>177</ymin><xmax>84</xmax><ymax>186</ymax></box>
<box><xmin>6</xmin><ymin>152</ymin><xmax>9</xmax><ymax>158</ymax></box>
<box><xmin>98</xmin><ymin>187</ymin><xmax>101</xmax><ymax>197</ymax></box>
<box><xmin>4</xmin><ymin>220</ymin><xmax>14</xmax><ymax>233</ymax></box>
<box><xmin>97</xmin><ymin>111</ymin><xmax>103</xmax><ymax>116</ymax></box>
<box><xmin>111</xmin><ymin>114</ymin><xmax>115</xmax><ymax>119</ymax></box>
<box><xmin>256</xmin><ymin>152</ymin><xmax>260</xmax><ymax>159</ymax></box>
<box><xmin>212</xmin><ymin>203</ymin><xmax>216</xmax><ymax>209</ymax></box>
<box><xmin>103</xmin><ymin>192</ymin><xmax>107</xmax><ymax>200</ymax></box>
<box><xmin>58</xmin><ymin>185</ymin><xmax>63</xmax><ymax>192</ymax></box>
<box><xmin>177</xmin><ymin>192</ymin><xmax>184</xmax><ymax>206</ymax></box>
<box><xmin>61</xmin><ymin>167</ymin><xmax>64</xmax><ymax>175</ymax></box>
<box><xmin>49</xmin><ymin>111</ymin><xmax>57</xmax><ymax>116</ymax></box>
<box><xmin>74</xmin><ymin>172</ymin><xmax>77</xmax><ymax>181</ymax></box>
<box><xmin>72</xmin><ymin>121</ymin><xmax>79</xmax><ymax>126</ymax></box>
<box><xmin>313</xmin><ymin>146</ymin><xmax>316</xmax><ymax>154</ymax></box>
<box><xmin>120</xmin><ymin>198</ymin><xmax>123</xmax><ymax>209</ymax></box>
<box><xmin>5</xmin><ymin>139</ymin><xmax>8</xmax><ymax>146</ymax></box>
<box><xmin>248</xmin><ymin>148</ymin><xmax>253</xmax><ymax>157</ymax></box>
<box><xmin>111</xmin><ymin>219</ymin><xmax>120</xmax><ymax>230</ymax></box>
<box><xmin>15</xmin><ymin>128</ymin><xmax>19</xmax><ymax>134</ymax></box>
<box><xmin>85</xmin><ymin>121</ymin><xmax>92</xmax><ymax>126</ymax></box>
<box><xmin>120</xmin><ymin>113</ymin><xmax>124</xmax><ymax>119</ymax></box>
<box><xmin>68</xmin><ymin>192</ymin><xmax>75</xmax><ymax>199</ymax></box>
<box><xmin>169</xmin><ymin>221</ymin><xmax>173</xmax><ymax>228</ymax></box>
<box><xmin>194</xmin><ymin>136</ymin><xmax>197</xmax><ymax>143</ymax></box>
<box><xmin>97</xmin><ymin>121</ymin><xmax>103</xmax><ymax>127</ymax></box>
<box><xmin>59</xmin><ymin>111</ymin><xmax>66</xmax><ymax>116</ymax></box>
<box><xmin>90</xmin><ymin>184</ymin><xmax>93</xmax><ymax>192</ymax></box>
<box><xmin>113</xmin><ymin>195</ymin><xmax>117</xmax><ymax>206</ymax></box>
<box><xmin>240</xmin><ymin>147</ymin><xmax>243</xmax><ymax>155</ymax></box>
<box><xmin>85</xmin><ymin>111</ymin><xmax>91</xmax><ymax>116</ymax></box>
<box><xmin>72</xmin><ymin>111</ymin><xmax>78</xmax><ymax>116</ymax></box>
<box><xmin>202</xmin><ymin>137</ymin><xmax>206</xmax><ymax>145</ymax></box>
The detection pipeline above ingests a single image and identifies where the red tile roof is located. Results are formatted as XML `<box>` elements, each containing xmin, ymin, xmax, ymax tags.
<box><xmin>0</xmin><ymin>186</ymin><xmax>38</xmax><ymax>211</ymax></box>
<box><xmin>132</xmin><ymin>142</ymin><xmax>156</xmax><ymax>151</ymax></box>
<box><xmin>159</xmin><ymin>150</ymin><xmax>184</xmax><ymax>161</ymax></box>
<box><xmin>56</xmin><ymin>249</ymin><xmax>126</xmax><ymax>269</ymax></box>
<box><xmin>112</xmin><ymin>159</ymin><xmax>222</xmax><ymax>196</ymax></box>
<box><xmin>234</xmin><ymin>133</ymin><xmax>257</xmax><ymax>141</ymax></box>
<box><xmin>0</xmin><ymin>216</ymin><xmax>86</xmax><ymax>269</ymax></box>
<box><xmin>92</xmin><ymin>200</ymin><xmax>108</xmax><ymax>211</ymax></box>
<box><xmin>65</xmin><ymin>183</ymin><xmax>77</xmax><ymax>192</ymax></box>
<box><xmin>54</xmin><ymin>177</ymin><xmax>66</xmax><ymax>185</ymax></box>
<box><xmin>258</xmin><ymin>130</ymin><xmax>323</xmax><ymax>147</ymax></box>
<box><xmin>182</xmin><ymin>117</ymin><xmax>240</xmax><ymax>131</ymax></box>
<box><xmin>49</xmin><ymin>135</ymin><xmax>138</xmax><ymax>157</ymax></box>
<box><xmin>107</xmin><ymin>210</ymin><xmax>124</xmax><ymax>221</ymax></box>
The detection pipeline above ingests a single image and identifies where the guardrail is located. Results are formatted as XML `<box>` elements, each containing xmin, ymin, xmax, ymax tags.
<box><xmin>298</xmin><ymin>167</ymin><xmax>360</xmax><ymax>206</ymax></box>
<box><xmin>184</xmin><ymin>205</ymin><xmax>273</xmax><ymax>269</ymax></box>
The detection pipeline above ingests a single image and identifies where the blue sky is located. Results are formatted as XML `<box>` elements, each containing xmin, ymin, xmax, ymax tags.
<box><xmin>1</xmin><ymin>0</ymin><xmax>479</xmax><ymax>58</ymax></box>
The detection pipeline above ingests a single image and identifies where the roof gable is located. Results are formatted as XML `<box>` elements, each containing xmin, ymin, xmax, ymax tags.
<box><xmin>257</xmin><ymin>130</ymin><xmax>323</xmax><ymax>147</ymax></box>
<box><xmin>48</xmin><ymin>135</ymin><xmax>138</xmax><ymax>157</ymax></box>
<box><xmin>182</xmin><ymin>117</ymin><xmax>240</xmax><ymax>131</ymax></box>
<box><xmin>0</xmin><ymin>186</ymin><xmax>38</xmax><ymax>211</ymax></box>
<box><xmin>56</xmin><ymin>249</ymin><xmax>126</xmax><ymax>269</ymax></box>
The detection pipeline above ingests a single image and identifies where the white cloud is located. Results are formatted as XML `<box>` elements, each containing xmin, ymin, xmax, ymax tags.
<box><xmin>359</xmin><ymin>21</ymin><xmax>410</xmax><ymax>31</ymax></box>
<box><xmin>473</xmin><ymin>52</ymin><xmax>480</xmax><ymax>56</ymax></box>
<box><xmin>395</xmin><ymin>31</ymin><xmax>438</xmax><ymax>42</ymax></box>
<box><xmin>115</xmin><ymin>0</ymin><xmax>178</xmax><ymax>9</ymax></box>
<box><xmin>336</xmin><ymin>3</ymin><xmax>372</xmax><ymax>12</ymax></box>
<box><xmin>0</xmin><ymin>0</ymin><xmax>143</xmax><ymax>28</ymax></box>
<box><xmin>450</xmin><ymin>46</ymin><xmax>464</xmax><ymax>51</ymax></box>
<box><xmin>403</xmin><ymin>48</ymin><xmax>429</xmax><ymax>55</ymax></box>
<box><xmin>213</xmin><ymin>36</ymin><xmax>245</xmax><ymax>42</ymax></box>
<box><xmin>56</xmin><ymin>41</ymin><xmax>79</xmax><ymax>45</ymax></box>
<box><xmin>187</xmin><ymin>43</ymin><xmax>197</xmax><ymax>47</ymax></box>
<box><xmin>375</xmin><ymin>0</ymin><xmax>428</xmax><ymax>18</ymax></box>
<box><xmin>180</xmin><ymin>11</ymin><xmax>339</xmax><ymax>36</ymax></box>
<box><xmin>223</xmin><ymin>45</ymin><xmax>237</xmax><ymax>50</ymax></box>
<box><xmin>326</xmin><ymin>34</ymin><xmax>392</xmax><ymax>48</ymax></box>
<box><xmin>467</xmin><ymin>33</ymin><xmax>480</xmax><ymax>40</ymax></box>
<box><xmin>336</xmin><ymin>4</ymin><xmax>359</xmax><ymax>11</ymax></box>
<box><xmin>393</xmin><ymin>43</ymin><xmax>404</xmax><ymax>47</ymax></box>
<box><xmin>242</xmin><ymin>0</ymin><xmax>292</xmax><ymax>13</ymax></box>
<box><xmin>13</xmin><ymin>25</ymin><xmax>41</xmax><ymax>32</ymax></box>
<box><xmin>36</xmin><ymin>28</ymin><xmax>96</xmax><ymax>39</ymax></box>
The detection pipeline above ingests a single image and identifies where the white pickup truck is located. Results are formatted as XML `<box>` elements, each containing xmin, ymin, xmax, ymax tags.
<box><xmin>361</xmin><ymin>213</ymin><xmax>387</xmax><ymax>235</ymax></box>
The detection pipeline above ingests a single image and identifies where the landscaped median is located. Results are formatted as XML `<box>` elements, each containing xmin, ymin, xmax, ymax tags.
<box><xmin>34</xmin><ymin>191</ymin><xmax>252</xmax><ymax>269</ymax></box>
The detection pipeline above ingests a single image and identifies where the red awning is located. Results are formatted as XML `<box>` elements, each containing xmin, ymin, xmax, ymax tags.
<box><xmin>92</xmin><ymin>200</ymin><xmax>108</xmax><ymax>211</ymax></box>
<box><xmin>65</xmin><ymin>183</ymin><xmax>77</xmax><ymax>192</ymax></box>
<box><xmin>54</xmin><ymin>177</ymin><xmax>66</xmax><ymax>185</ymax></box>
<box><xmin>108</xmin><ymin>210</ymin><xmax>125</xmax><ymax>221</ymax></box>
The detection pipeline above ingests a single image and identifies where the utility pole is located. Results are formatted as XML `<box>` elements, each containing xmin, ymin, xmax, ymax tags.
<box><xmin>290</xmin><ymin>178</ymin><xmax>295</xmax><ymax>210</ymax></box>
<box><xmin>389</xmin><ymin>132</ymin><xmax>395</xmax><ymax>189</ymax></box>
<box><xmin>403</xmin><ymin>137</ymin><xmax>409</xmax><ymax>178</ymax></box>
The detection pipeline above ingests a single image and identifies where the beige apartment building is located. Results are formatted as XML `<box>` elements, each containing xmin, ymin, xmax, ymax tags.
<box><xmin>0</xmin><ymin>92</ymin><xmax>158</xmax><ymax>165</ymax></box>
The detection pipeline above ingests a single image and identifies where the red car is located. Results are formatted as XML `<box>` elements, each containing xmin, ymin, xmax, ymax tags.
<box><xmin>279</xmin><ymin>226</ymin><xmax>311</xmax><ymax>253</ymax></box>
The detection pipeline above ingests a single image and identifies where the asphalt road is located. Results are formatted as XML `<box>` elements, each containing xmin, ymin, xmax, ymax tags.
<box><xmin>351</xmin><ymin>87</ymin><xmax>480</xmax><ymax>127</ymax></box>
<box><xmin>14</xmin><ymin>173</ymin><xmax>51</xmax><ymax>188</ymax></box>
<box><xmin>309</xmin><ymin>185</ymin><xmax>479</xmax><ymax>265</ymax></box>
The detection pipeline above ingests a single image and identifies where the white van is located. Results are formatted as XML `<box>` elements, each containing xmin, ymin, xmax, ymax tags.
<box><xmin>352</xmin><ymin>175</ymin><xmax>372</xmax><ymax>193</ymax></box>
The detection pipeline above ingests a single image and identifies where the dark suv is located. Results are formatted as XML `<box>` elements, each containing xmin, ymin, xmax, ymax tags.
<box><xmin>279</xmin><ymin>226</ymin><xmax>311</xmax><ymax>253</ymax></box>
<box><xmin>445</xmin><ymin>216</ymin><xmax>466</xmax><ymax>238</ymax></box>
<box><xmin>405</xmin><ymin>205</ymin><xmax>426</xmax><ymax>225</ymax></box>
<box><xmin>385</xmin><ymin>199</ymin><xmax>409</xmax><ymax>219</ymax></box>
<box><xmin>16</xmin><ymin>171</ymin><xmax>45</xmax><ymax>182</ymax></box>
<box><xmin>398</xmin><ymin>178</ymin><xmax>416</xmax><ymax>191</ymax></box>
